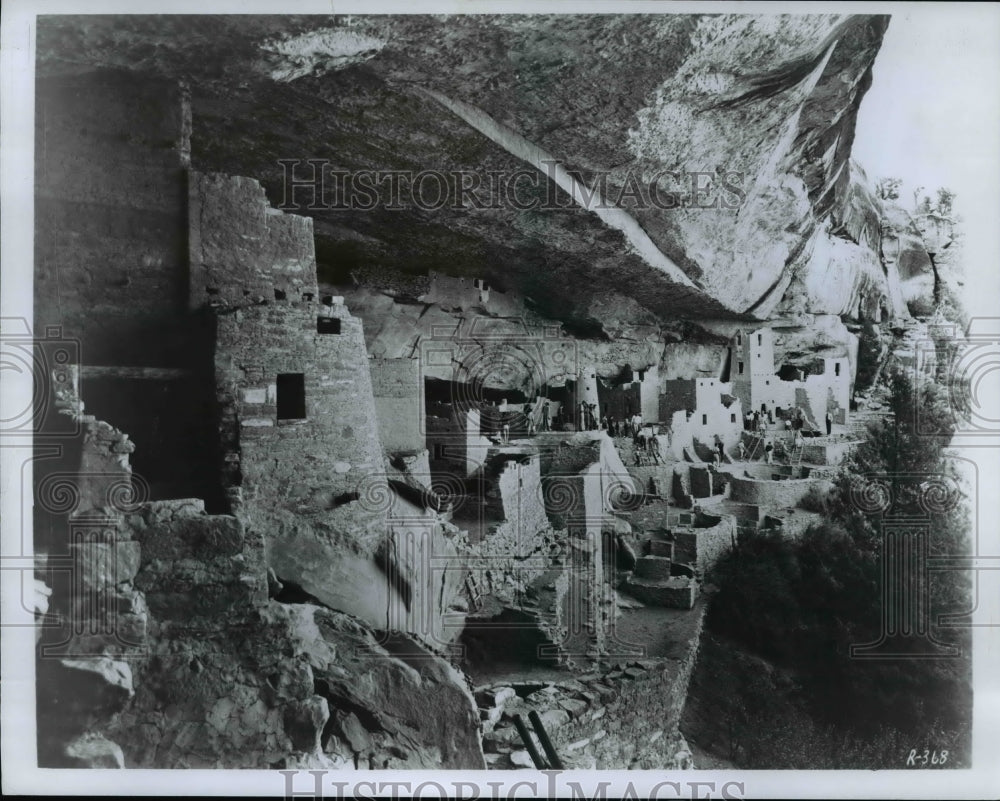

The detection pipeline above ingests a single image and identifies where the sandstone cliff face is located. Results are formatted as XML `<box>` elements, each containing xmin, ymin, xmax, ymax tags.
<box><xmin>880</xmin><ymin>200</ymin><xmax>959</xmax><ymax>312</ymax></box>
<box><xmin>37</xmin><ymin>14</ymin><xmax>894</xmax><ymax>330</ymax></box>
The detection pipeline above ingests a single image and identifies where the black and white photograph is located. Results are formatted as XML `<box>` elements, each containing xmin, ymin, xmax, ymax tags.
<box><xmin>2</xmin><ymin>2</ymin><xmax>999</xmax><ymax>797</ymax></box>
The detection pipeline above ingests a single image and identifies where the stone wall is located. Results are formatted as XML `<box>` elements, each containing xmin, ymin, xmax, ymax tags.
<box><xmin>188</xmin><ymin>172</ymin><xmax>317</xmax><ymax>310</ymax></box>
<box><xmin>34</xmin><ymin>381</ymin><xmax>331</xmax><ymax>771</ymax></box>
<box><xmin>720</xmin><ymin>502</ymin><xmax>764</xmax><ymax>524</ymax></box>
<box><xmin>689</xmin><ymin>465</ymin><xmax>728</xmax><ymax>499</ymax></box>
<box><xmin>660</xmin><ymin>379</ymin><xmax>697</xmax><ymax>420</ymax></box>
<box><xmin>35</xmin><ymin>71</ymin><xmax>220</xmax><ymax>505</ymax></box>
<box><xmin>479</xmin><ymin>600</ymin><xmax>708</xmax><ymax>769</ymax></box>
<box><xmin>369</xmin><ymin>357</ymin><xmax>424</xmax><ymax>454</ymax></box>
<box><xmin>456</xmin><ymin>452</ymin><xmax>555</xmax><ymax>606</ymax></box>
<box><xmin>597</xmin><ymin>380</ymin><xmax>641</xmax><ymax>424</ymax></box>
<box><xmin>555</xmin><ymin>464</ymin><xmax>608</xmax><ymax>654</ymax></box>
<box><xmin>491</xmin><ymin>454</ymin><xmax>549</xmax><ymax>537</ymax></box>
<box><xmin>35</xmin><ymin>71</ymin><xmax>193</xmax><ymax>367</ymax></box>
<box><xmin>460</xmin><ymin>410</ymin><xmax>494</xmax><ymax>476</ymax></box>
<box><xmin>801</xmin><ymin>437</ymin><xmax>861</xmax><ymax>465</ymax></box>
<box><xmin>215</xmin><ymin>298</ymin><xmax>386</xmax><ymax>531</ymax></box>
<box><xmin>727</xmin><ymin>474</ymin><xmax>833</xmax><ymax>509</ymax></box>
<box><xmin>198</xmin><ymin>174</ymin><xmax>469</xmax><ymax>639</ymax></box>
<box><xmin>199</xmin><ymin>171</ymin><xmax>384</xmax><ymax>518</ymax></box>
<box><xmin>671</xmin><ymin>515</ymin><xmax>736</xmax><ymax>577</ymax></box>
<box><xmin>737</xmin><ymin>463</ymin><xmax>811</xmax><ymax>480</ymax></box>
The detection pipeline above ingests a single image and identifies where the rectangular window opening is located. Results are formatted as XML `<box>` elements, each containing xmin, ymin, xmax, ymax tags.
<box><xmin>701</xmin><ymin>414</ymin><xmax>707</xmax><ymax>425</ymax></box>
<box><xmin>317</xmin><ymin>317</ymin><xmax>341</xmax><ymax>335</ymax></box>
<box><xmin>730</xmin><ymin>413</ymin><xmax>736</xmax><ymax>423</ymax></box>
<box><xmin>738</xmin><ymin>361</ymin><xmax>744</xmax><ymax>374</ymax></box>
<box><xmin>757</xmin><ymin>334</ymin><xmax>762</xmax><ymax>346</ymax></box>
<box><xmin>276</xmin><ymin>373</ymin><xmax>306</xmax><ymax>421</ymax></box>
<box><xmin>835</xmin><ymin>362</ymin><xmax>841</xmax><ymax>376</ymax></box>
<box><xmin>302</xmin><ymin>292</ymin><xmax>314</xmax><ymax>302</ymax></box>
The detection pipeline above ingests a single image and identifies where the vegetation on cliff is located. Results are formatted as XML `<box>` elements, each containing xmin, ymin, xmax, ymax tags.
<box><xmin>696</xmin><ymin>369</ymin><xmax>972</xmax><ymax>768</ymax></box>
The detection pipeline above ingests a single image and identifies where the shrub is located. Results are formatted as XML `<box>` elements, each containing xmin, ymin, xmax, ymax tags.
<box><xmin>798</xmin><ymin>484</ymin><xmax>830</xmax><ymax>514</ymax></box>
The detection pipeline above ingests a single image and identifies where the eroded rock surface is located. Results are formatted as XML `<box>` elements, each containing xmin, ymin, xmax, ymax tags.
<box><xmin>36</xmin><ymin>14</ymin><xmax>898</xmax><ymax>328</ymax></box>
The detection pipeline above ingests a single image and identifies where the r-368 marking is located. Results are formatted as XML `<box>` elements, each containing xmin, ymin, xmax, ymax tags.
<box><xmin>906</xmin><ymin>749</ymin><xmax>948</xmax><ymax>767</ymax></box>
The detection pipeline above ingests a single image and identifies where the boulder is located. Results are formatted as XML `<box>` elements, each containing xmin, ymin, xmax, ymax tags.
<box><xmin>283</xmin><ymin>695</ymin><xmax>330</xmax><ymax>753</ymax></box>
<box><xmin>64</xmin><ymin>732</ymin><xmax>125</xmax><ymax>768</ymax></box>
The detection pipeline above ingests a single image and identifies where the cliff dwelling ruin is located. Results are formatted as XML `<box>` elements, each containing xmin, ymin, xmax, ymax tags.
<box><xmin>14</xmin><ymin>10</ymin><xmax>978</xmax><ymax>779</ymax></box>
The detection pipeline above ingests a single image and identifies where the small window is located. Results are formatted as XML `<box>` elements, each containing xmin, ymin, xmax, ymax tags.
<box><xmin>274</xmin><ymin>288</ymin><xmax>286</xmax><ymax>301</ymax></box>
<box><xmin>757</xmin><ymin>334</ymin><xmax>762</xmax><ymax>346</ymax></box>
<box><xmin>766</xmin><ymin>380</ymin><xmax>770</xmax><ymax>386</ymax></box>
<box><xmin>276</xmin><ymin>373</ymin><xmax>306</xmax><ymax>420</ymax></box>
<box><xmin>322</xmin><ymin>295</ymin><xmax>334</xmax><ymax>307</ymax></box>
<box><xmin>730</xmin><ymin>413</ymin><xmax>736</xmax><ymax>423</ymax></box>
<box><xmin>433</xmin><ymin>443</ymin><xmax>446</xmax><ymax>459</ymax></box>
<box><xmin>737</xmin><ymin>334</ymin><xmax>742</xmax><ymax>346</ymax></box>
<box><xmin>302</xmin><ymin>292</ymin><xmax>314</xmax><ymax>302</ymax></box>
<box><xmin>835</xmin><ymin>362</ymin><xmax>841</xmax><ymax>376</ymax></box>
<box><xmin>317</xmin><ymin>317</ymin><xmax>341</xmax><ymax>334</ymax></box>
<box><xmin>702</xmin><ymin>414</ymin><xmax>707</xmax><ymax>425</ymax></box>
<box><xmin>738</xmin><ymin>361</ymin><xmax>744</xmax><ymax>374</ymax></box>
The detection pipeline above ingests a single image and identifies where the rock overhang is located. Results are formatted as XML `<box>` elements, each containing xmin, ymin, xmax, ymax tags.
<box><xmin>35</xmin><ymin>13</ymin><xmax>891</xmax><ymax>328</ymax></box>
